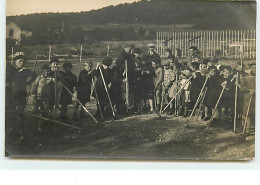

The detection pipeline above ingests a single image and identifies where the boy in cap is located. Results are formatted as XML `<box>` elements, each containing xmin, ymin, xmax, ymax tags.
<box><xmin>190</xmin><ymin>61</ymin><xmax>204</xmax><ymax>110</ymax></box>
<box><xmin>12</xmin><ymin>52</ymin><xmax>37</xmax><ymax>139</ymax></box>
<box><xmin>110</xmin><ymin>58</ymin><xmax>127</xmax><ymax>116</ymax></box>
<box><xmin>141</xmin><ymin>55</ymin><xmax>156</xmax><ymax>113</ymax></box>
<box><xmin>239</xmin><ymin>63</ymin><xmax>255</xmax><ymax>135</ymax></box>
<box><xmin>218</xmin><ymin>66</ymin><xmax>235</xmax><ymax>122</ymax></box>
<box><xmin>204</xmin><ymin>65</ymin><xmax>222</xmax><ymax>121</ymax></box>
<box><xmin>59</xmin><ymin>62</ymin><xmax>77</xmax><ymax>121</ymax></box>
<box><xmin>92</xmin><ymin>57</ymin><xmax>113</xmax><ymax>118</ymax></box>
<box><xmin>73</xmin><ymin>61</ymin><xmax>93</xmax><ymax>120</ymax></box>
<box><xmin>165</xmin><ymin>48</ymin><xmax>175</xmax><ymax>60</ymax></box>
<box><xmin>161</xmin><ymin>59</ymin><xmax>176</xmax><ymax>114</ymax></box>
<box><xmin>48</xmin><ymin>57</ymin><xmax>63</xmax><ymax>113</ymax></box>
<box><xmin>178</xmin><ymin>69</ymin><xmax>192</xmax><ymax>117</ymax></box>
<box><xmin>132</xmin><ymin>52</ymin><xmax>145</xmax><ymax>114</ymax></box>
<box><xmin>152</xmin><ymin>58</ymin><xmax>164</xmax><ymax>111</ymax></box>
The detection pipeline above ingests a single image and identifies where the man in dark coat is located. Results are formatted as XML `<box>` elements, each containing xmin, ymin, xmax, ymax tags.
<box><xmin>144</xmin><ymin>43</ymin><xmax>161</xmax><ymax>65</ymax></box>
<box><xmin>59</xmin><ymin>62</ymin><xmax>77</xmax><ymax>120</ymax></box>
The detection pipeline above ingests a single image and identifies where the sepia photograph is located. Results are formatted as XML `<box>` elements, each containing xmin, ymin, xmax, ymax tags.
<box><xmin>5</xmin><ymin>0</ymin><xmax>256</xmax><ymax>160</ymax></box>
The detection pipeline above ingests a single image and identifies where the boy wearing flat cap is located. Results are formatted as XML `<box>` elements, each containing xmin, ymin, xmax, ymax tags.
<box><xmin>178</xmin><ymin>69</ymin><xmax>192</xmax><ymax>117</ymax></box>
<box><xmin>12</xmin><ymin>52</ymin><xmax>37</xmax><ymax>139</ymax></box>
<box><xmin>59</xmin><ymin>62</ymin><xmax>77</xmax><ymax>121</ymax></box>
<box><xmin>190</xmin><ymin>61</ymin><xmax>204</xmax><ymax>109</ymax></box>
<box><xmin>162</xmin><ymin>59</ymin><xmax>176</xmax><ymax>114</ymax></box>
<box><xmin>92</xmin><ymin>57</ymin><xmax>113</xmax><ymax>118</ymax></box>
<box><xmin>218</xmin><ymin>66</ymin><xmax>235</xmax><ymax>122</ymax></box>
<box><xmin>48</xmin><ymin>57</ymin><xmax>63</xmax><ymax>113</ymax></box>
<box><xmin>204</xmin><ymin>65</ymin><xmax>222</xmax><ymax>121</ymax></box>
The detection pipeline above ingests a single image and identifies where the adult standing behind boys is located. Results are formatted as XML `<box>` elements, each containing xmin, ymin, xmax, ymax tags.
<box><xmin>144</xmin><ymin>43</ymin><xmax>161</xmax><ymax>65</ymax></box>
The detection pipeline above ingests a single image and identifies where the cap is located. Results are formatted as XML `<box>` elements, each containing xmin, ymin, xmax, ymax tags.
<box><xmin>148</xmin><ymin>43</ymin><xmax>155</xmax><ymax>48</ymax></box>
<box><xmin>181</xmin><ymin>70</ymin><xmax>191</xmax><ymax>77</ymax></box>
<box><xmin>102</xmin><ymin>56</ymin><xmax>113</xmax><ymax>66</ymax></box>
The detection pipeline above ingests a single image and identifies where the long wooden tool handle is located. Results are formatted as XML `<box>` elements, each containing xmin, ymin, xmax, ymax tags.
<box><xmin>62</xmin><ymin>82</ymin><xmax>99</xmax><ymax>124</ymax></box>
<box><xmin>234</xmin><ymin>73</ymin><xmax>238</xmax><ymax>132</ymax></box>
<box><xmin>163</xmin><ymin>76</ymin><xmax>192</xmax><ymax>112</ymax></box>
<box><xmin>98</xmin><ymin>66</ymin><xmax>115</xmax><ymax>116</ymax></box>
<box><xmin>125</xmin><ymin>60</ymin><xmax>129</xmax><ymax>113</ymax></box>
<box><xmin>33</xmin><ymin>51</ymin><xmax>38</xmax><ymax>73</ymax></box>
<box><xmin>195</xmin><ymin>87</ymin><xmax>208</xmax><ymax>122</ymax></box>
<box><xmin>19</xmin><ymin>111</ymin><xmax>82</xmax><ymax>130</ymax></box>
<box><xmin>188</xmin><ymin>77</ymin><xmax>208</xmax><ymax>122</ymax></box>
<box><xmin>207</xmin><ymin>83</ymin><xmax>226</xmax><ymax>131</ymax></box>
<box><xmin>243</xmin><ymin>94</ymin><xmax>253</xmax><ymax>134</ymax></box>
<box><xmin>92</xmin><ymin>78</ymin><xmax>104</xmax><ymax>120</ymax></box>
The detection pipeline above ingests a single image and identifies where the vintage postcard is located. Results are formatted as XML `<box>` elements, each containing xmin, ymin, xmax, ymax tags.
<box><xmin>5</xmin><ymin>0</ymin><xmax>256</xmax><ymax>160</ymax></box>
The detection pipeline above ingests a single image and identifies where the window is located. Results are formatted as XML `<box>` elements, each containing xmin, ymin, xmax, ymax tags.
<box><xmin>9</xmin><ymin>29</ymin><xmax>14</xmax><ymax>37</ymax></box>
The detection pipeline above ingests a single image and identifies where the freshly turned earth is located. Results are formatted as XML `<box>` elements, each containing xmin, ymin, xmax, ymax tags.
<box><xmin>5</xmin><ymin>101</ymin><xmax>255</xmax><ymax>161</ymax></box>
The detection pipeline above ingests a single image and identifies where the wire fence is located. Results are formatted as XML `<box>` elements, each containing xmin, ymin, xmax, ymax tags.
<box><xmin>157</xmin><ymin>30</ymin><xmax>256</xmax><ymax>59</ymax></box>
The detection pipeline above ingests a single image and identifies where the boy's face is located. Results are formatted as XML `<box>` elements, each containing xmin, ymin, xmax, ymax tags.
<box><xmin>190</xmin><ymin>66</ymin><xmax>196</xmax><ymax>72</ymax></box>
<box><xmin>201</xmin><ymin>73</ymin><xmax>206</xmax><ymax>77</ymax></box>
<box><xmin>148</xmin><ymin>47</ymin><xmax>154</xmax><ymax>53</ymax></box>
<box><xmin>171</xmin><ymin>64</ymin><xmax>177</xmax><ymax>71</ymax></box>
<box><xmin>133</xmin><ymin>53</ymin><xmax>140</xmax><ymax>58</ymax></box>
<box><xmin>223</xmin><ymin>69</ymin><xmax>231</xmax><ymax>78</ymax></box>
<box><xmin>42</xmin><ymin>69</ymin><xmax>48</xmax><ymax>78</ymax></box>
<box><xmin>14</xmin><ymin>59</ymin><xmax>24</xmax><ymax>69</ymax></box>
<box><xmin>236</xmin><ymin>64</ymin><xmax>242</xmax><ymax>71</ymax></box>
<box><xmin>163</xmin><ymin>65</ymin><xmax>169</xmax><ymax>70</ymax></box>
<box><xmin>151</xmin><ymin>62</ymin><xmax>157</xmax><ymax>69</ymax></box>
<box><xmin>209</xmin><ymin>69</ymin><xmax>216</xmax><ymax>77</ymax></box>
<box><xmin>251</xmin><ymin>65</ymin><xmax>256</xmax><ymax>75</ymax></box>
<box><xmin>84</xmin><ymin>63</ymin><xmax>91</xmax><ymax>71</ymax></box>
<box><xmin>165</xmin><ymin>51</ymin><xmax>170</xmax><ymax>57</ymax></box>
<box><xmin>207</xmin><ymin>62</ymin><xmax>213</xmax><ymax>67</ymax></box>
<box><xmin>103</xmin><ymin>64</ymin><xmax>108</xmax><ymax>69</ymax></box>
<box><xmin>50</xmin><ymin>62</ymin><xmax>58</xmax><ymax>71</ymax></box>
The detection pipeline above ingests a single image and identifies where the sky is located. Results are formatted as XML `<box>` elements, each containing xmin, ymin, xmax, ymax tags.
<box><xmin>6</xmin><ymin>0</ymin><xmax>140</xmax><ymax>16</ymax></box>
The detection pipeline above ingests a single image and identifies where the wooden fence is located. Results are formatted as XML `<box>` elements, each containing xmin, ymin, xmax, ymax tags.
<box><xmin>156</xmin><ymin>30</ymin><xmax>256</xmax><ymax>59</ymax></box>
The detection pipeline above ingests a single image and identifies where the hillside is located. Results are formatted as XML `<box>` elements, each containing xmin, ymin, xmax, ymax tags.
<box><xmin>6</xmin><ymin>0</ymin><xmax>256</xmax><ymax>44</ymax></box>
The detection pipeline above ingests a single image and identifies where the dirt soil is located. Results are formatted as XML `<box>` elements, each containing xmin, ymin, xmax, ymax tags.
<box><xmin>5</xmin><ymin>101</ymin><xmax>255</xmax><ymax>161</ymax></box>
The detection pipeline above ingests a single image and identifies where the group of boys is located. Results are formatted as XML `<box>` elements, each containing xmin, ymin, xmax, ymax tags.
<box><xmin>7</xmin><ymin>44</ymin><xmax>255</xmax><ymax>139</ymax></box>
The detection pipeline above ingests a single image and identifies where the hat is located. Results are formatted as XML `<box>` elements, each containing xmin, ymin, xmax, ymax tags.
<box><xmin>148</xmin><ymin>43</ymin><xmax>155</xmax><ymax>48</ymax></box>
<box><xmin>162</xmin><ymin>59</ymin><xmax>171</xmax><ymax>66</ymax></box>
<box><xmin>63</xmin><ymin>62</ymin><xmax>72</xmax><ymax>68</ymax></box>
<box><xmin>222</xmin><ymin>65</ymin><xmax>232</xmax><ymax>72</ymax></box>
<box><xmin>181</xmin><ymin>70</ymin><xmax>191</xmax><ymax>77</ymax></box>
<box><xmin>165</xmin><ymin>48</ymin><xmax>172</xmax><ymax>53</ymax></box>
<box><xmin>191</xmin><ymin>61</ymin><xmax>200</xmax><ymax>69</ymax></box>
<box><xmin>102</xmin><ymin>56</ymin><xmax>113</xmax><ymax>66</ymax></box>
<box><xmin>133</xmin><ymin>48</ymin><xmax>141</xmax><ymax>54</ymax></box>
<box><xmin>202</xmin><ymin>58</ymin><xmax>210</xmax><ymax>65</ymax></box>
<box><xmin>208</xmin><ymin>65</ymin><xmax>217</xmax><ymax>71</ymax></box>
<box><xmin>200</xmin><ymin>67</ymin><xmax>209</xmax><ymax>74</ymax></box>
<box><xmin>219</xmin><ymin>65</ymin><xmax>225</xmax><ymax>71</ymax></box>
<box><xmin>13</xmin><ymin>52</ymin><xmax>26</xmax><ymax>61</ymax></box>
<box><xmin>50</xmin><ymin>57</ymin><xmax>59</xmax><ymax>64</ymax></box>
